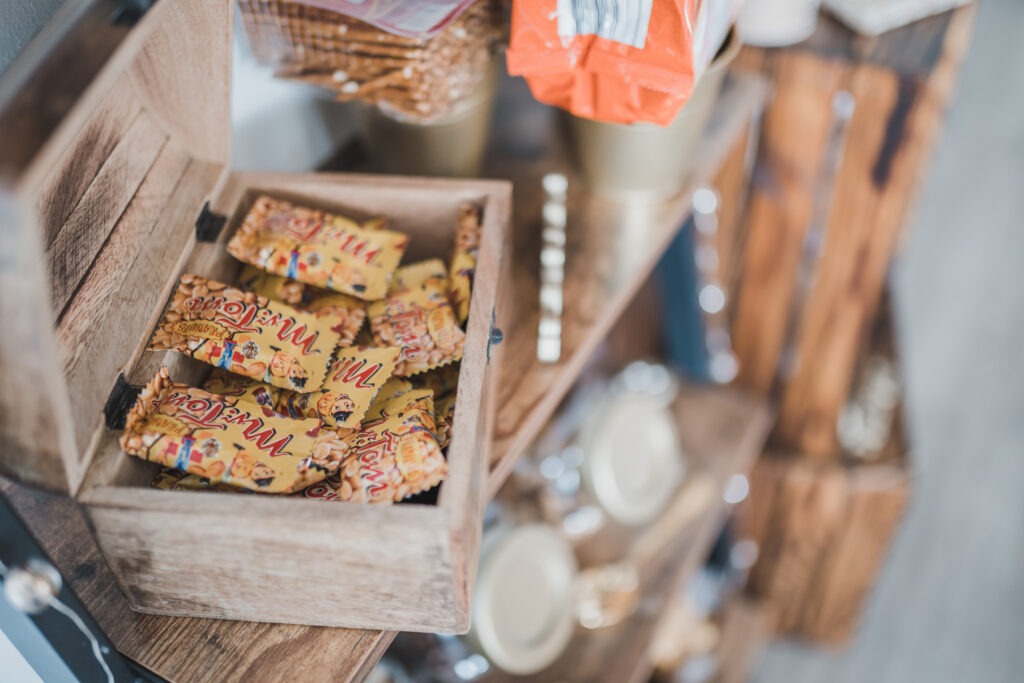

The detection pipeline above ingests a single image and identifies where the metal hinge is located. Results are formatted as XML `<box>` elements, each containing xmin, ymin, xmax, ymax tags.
<box><xmin>103</xmin><ymin>373</ymin><xmax>142</xmax><ymax>430</ymax></box>
<box><xmin>195</xmin><ymin>201</ymin><xmax>228</xmax><ymax>243</ymax></box>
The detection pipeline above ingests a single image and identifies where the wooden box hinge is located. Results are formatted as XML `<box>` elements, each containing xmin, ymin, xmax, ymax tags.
<box><xmin>195</xmin><ymin>201</ymin><xmax>228</xmax><ymax>243</ymax></box>
<box><xmin>103</xmin><ymin>373</ymin><xmax>141</xmax><ymax>430</ymax></box>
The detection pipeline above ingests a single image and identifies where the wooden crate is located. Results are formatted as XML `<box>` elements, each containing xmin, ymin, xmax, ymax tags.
<box><xmin>737</xmin><ymin>417</ymin><xmax>909</xmax><ymax>645</ymax></box>
<box><xmin>0</xmin><ymin>0</ymin><xmax>510</xmax><ymax>632</ymax></box>
<box><xmin>729</xmin><ymin>7</ymin><xmax>975</xmax><ymax>456</ymax></box>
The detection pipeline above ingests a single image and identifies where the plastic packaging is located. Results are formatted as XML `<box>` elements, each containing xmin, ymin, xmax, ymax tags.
<box><xmin>507</xmin><ymin>0</ymin><xmax>712</xmax><ymax>126</ymax></box>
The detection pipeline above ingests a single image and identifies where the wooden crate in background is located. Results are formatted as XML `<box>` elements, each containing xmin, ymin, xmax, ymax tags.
<box><xmin>729</xmin><ymin>6</ymin><xmax>975</xmax><ymax>457</ymax></box>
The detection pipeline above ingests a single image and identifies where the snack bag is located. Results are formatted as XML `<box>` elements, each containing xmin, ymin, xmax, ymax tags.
<box><xmin>227</xmin><ymin>195</ymin><xmax>407</xmax><ymax>300</ymax></box>
<box><xmin>237</xmin><ymin>264</ymin><xmax>307</xmax><ymax>306</ymax></box>
<box><xmin>390</xmin><ymin>259</ymin><xmax>449</xmax><ymax>294</ymax></box>
<box><xmin>303</xmin><ymin>389</ymin><xmax>446</xmax><ymax>503</ymax></box>
<box><xmin>506</xmin><ymin>0</ymin><xmax>703</xmax><ymax>125</ymax></box>
<box><xmin>369</xmin><ymin>281</ymin><xmax>466</xmax><ymax>376</ymax></box>
<box><xmin>375</xmin><ymin>376</ymin><xmax>415</xmax><ymax>406</ymax></box>
<box><xmin>202</xmin><ymin>368</ymin><xmax>284</xmax><ymax>413</ymax></box>
<box><xmin>148</xmin><ymin>274</ymin><xmax>340</xmax><ymax>392</ymax></box>
<box><xmin>121</xmin><ymin>368</ymin><xmax>348</xmax><ymax>494</ymax></box>
<box><xmin>302</xmin><ymin>290</ymin><xmax>367</xmax><ymax>347</ymax></box>
<box><xmin>277</xmin><ymin>346</ymin><xmax>401</xmax><ymax>429</ymax></box>
<box><xmin>448</xmin><ymin>203</ymin><xmax>482</xmax><ymax>324</ymax></box>
<box><xmin>434</xmin><ymin>393</ymin><xmax>457</xmax><ymax>449</ymax></box>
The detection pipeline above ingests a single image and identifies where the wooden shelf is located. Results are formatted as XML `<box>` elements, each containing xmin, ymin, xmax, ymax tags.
<box><xmin>0</xmin><ymin>72</ymin><xmax>768</xmax><ymax>682</ymax></box>
<box><xmin>482</xmin><ymin>385</ymin><xmax>772</xmax><ymax>683</ymax></box>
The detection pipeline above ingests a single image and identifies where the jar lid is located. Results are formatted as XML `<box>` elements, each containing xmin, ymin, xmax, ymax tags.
<box><xmin>580</xmin><ymin>393</ymin><xmax>685</xmax><ymax>525</ymax></box>
<box><xmin>470</xmin><ymin>524</ymin><xmax>577</xmax><ymax>675</ymax></box>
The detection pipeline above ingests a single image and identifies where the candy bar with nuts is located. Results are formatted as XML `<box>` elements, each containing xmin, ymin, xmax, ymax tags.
<box><xmin>227</xmin><ymin>195</ymin><xmax>407</xmax><ymax>300</ymax></box>
<box><xmin>122</xmin><ymin>368</ymin><xmax>348</xmax><ymax>494</ymax></box>
<box><xmin>369</xmin><ymin>280</ymin><xmax>465</xmax><ymax>376</ymax></box>
<box><xmin>148</xmin><ymin>274</ymin><xmax>340</xmax><ymax>392</ymax></box>
<box><xmin>449</xmin><ymin>202</ymin><xmax>482</xmax><ymax>325</ymax></box>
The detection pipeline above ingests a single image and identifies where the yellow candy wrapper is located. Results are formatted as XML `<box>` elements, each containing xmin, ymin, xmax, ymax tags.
<box><xmin>368</xmin><ymin>281</ymin><xmax>466</xmax><ymax>377</ymax></box>
<box><xmin>374</xmin><ymin>376</ymin><xmax>415</xmax><ymax>406</ymax></box>
<box><xmin>278</xmin><ymin>346</ymin><xmax>400</xmax><ymax>429</ymax></box>
<box><xmin>149</xmin><ymin>274</ymin><xmax>340</xmax><ymax>392</ymax></box>
<box><xmin>202</xmin><ymin>368</ymin><xmax>284</xmax><ymax>413</ymax></box>
<box><xmin>237</xmin><ymin>264</ymin><xmax>307</xmax><ymax>306</ymax></box>
<box><xmin>122</xmin><ymin>368</ymin><xmax>349</xmax><ymax>494</ymax></box>
<box><xmin>303</xmin><ymin>389</ymin><xmax>446</xmax><ymax>504</ymax></box>
<box><xmin>302</xmin><ymin>289</ymin><xmax>367</xmax><ymax>348</ymax></box>
<box><xmin>151</xmin><ymin>467</ymin><xmax>250</xmax><ymax>493</ymax></box>
<box><xmin>390</xmin><ymin>258</ymin><xmax>448</xmax><ymax>294</ymax></box>
<box><xmin>449</xmin><ymin>202</ymin><xmax>482</xmax><ymax>325</ymax></box>
<box><xmin>434</xmin><ymin>393</ymin><xmax>456</xmax><ymax>450</ymax></box>
<box><xmin>226</xmin><ymin>195</ymin><xmax>407</xmax><ymax>300</ymax></box>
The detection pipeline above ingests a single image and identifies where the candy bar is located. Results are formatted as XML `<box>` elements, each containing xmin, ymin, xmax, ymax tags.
<box><xmin>390</xmin><ymin>258</ymin><xmax>448</xmax><ymax>294</ymax></box>
<box><xmin>277</xmin><ymin>346</ymin><xmax>400</xmax><ymax>429</ymax></box>
<box><xmin>302</xmin><ymin>289</ymin><xmax>367</xmax><ymax>347</ymax></box>
<box><xmin>226</xmin><ymin>195</ymin><xmax>407</xmax><ymax>300</ymax></box>
<box><xmin>121</xmin><ymin>368</ymin><xmax>349</xmax><ymax>494</ymax></box>
<box><xmin>148</xmin><ymin>274</ymin><xmax>340</xmax><ymax>392</ymax></box>
<box><xmin>449</xmin><ymin>202</ymin><xmax>482</xmax><ymax>325</ymax></box>
<box><xmin>368</xmin><ymin>280</ymin><xmax>465</xmax><ymax>376</ymax></box>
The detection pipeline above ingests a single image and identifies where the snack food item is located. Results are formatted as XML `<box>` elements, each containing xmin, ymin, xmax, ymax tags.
<box><xmin>152</xmin><ymin>467</ymin><xmax>250</xmax><ymax>493</ymax></box>
<box><xmin>434</xmin><ymin>393</ymin><xmax>456</xmax><ymax>449</ymax></box>
<box><xmin>227</xmin><ymin>195</ymin><xmax>407</xmax><ymax>300</ymax></box>
<box><xmin>237</xmin><ymin>264</ymin><xmax>307</xmax><ymax>306</ymax></box>
<box><xmin>278</xmin><ymin>346</ymin><xmax>401</xmax><ymax>429</ymax></box>
<box><xmin>304</xmin><ymin>389</ymin><xmax>446</xmax><ymax>503</ymax></box>
<box><xmin>449</xmin><ymin>203</ymin><xmax>482</xmax><ymax>324</ymax></box>
<box><xmin>149</xmin><ymin>274</ymin><xmax>340</xmax><ymax>392</ymax></box>
<box><xmin>237</xmin><ymin>0</ymin><xmax>502</xmax><ymax>122</ymax></box>
<box><xmin>202</xmin><ymin>368</ymin><xmax>284</xmax><ymax>413</ymax></box>
<box><xmin>122</xmin><ymin>368</ymin><xmax>348</xmax><ymax>494</ymax></box>
<box><xmin>375</xmin><ymin>376</ymin><xmax>415</xmax><ymax>406</ymax></box>
<box><xmin>390</xmin><ymin>258</ymin><xmax>448</xmax><ymax>294</ymax></box>
<box><xmin>302</xmin><ymin>289</ymin><xmax>367</xmax><ymax>347</ymax></box>
<box><xmin>369</xmin><ymin>280</ymin><xmax>466</xmax><ymax>376</ymax></box>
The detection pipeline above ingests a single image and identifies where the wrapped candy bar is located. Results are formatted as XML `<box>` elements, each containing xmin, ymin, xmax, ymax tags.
<box><xmin>303</xmin><ymin>389</ymin><xmax>446</xmax><ymax>503</ymax></box>
<box><xmin>121</xmin><ymin>368</ymin><xmax>349</xmax><ymax>494</ymax></box>
<box><xmin>237</xmin><ymin>264</ymin><xmax>307</xmax><ymax>306</ymax></box>
<box><xmin>148</xmin><ymin>274</ymin><xmax>340</xmax><ymax>392</ymax></box>
<box><xmin>302</xmin><ymin>289</ymin><xmax>367</xmax><ymax>347</ymax></box>
<box><xmin>434</xmin><ymin>393</ymin><xmax>456</xmax><ymax>449</ymax></box>
<box><xmin>448</xmin><ymin>203</ymin><xmax>481</xmax><ymax>325</ymax></box>
<box><xmin>390</xmin><ymin>259</ymin><xmax>449</xmax><ymax>294</ymax></box>
<box><xmin>369</xmin><ymin>280</ymin><xmax>466</xmax><ymax>376</ymax></box>
<box><xmin>277</xmin><ymin>346</ymin><xmax>401</xmax><ymax>429</ymax></box>
<box><xmin>226</xmin><ymin>195</ymin><xmax>407</xmax><ymax>300</ymax></box>
<box><xmin>202</xmin><ymin>368</ymin><xmax>284</xmax><ymax>412</ymax></box>
<box><xmin>151</xmin><ymin>467</ymin><xmax>250</xmax><ymax>493</ymax></box>
<box><xmin>375</xmin><ymin>376</ymin><xmax>415</xmax><ymax>406</ymax></box>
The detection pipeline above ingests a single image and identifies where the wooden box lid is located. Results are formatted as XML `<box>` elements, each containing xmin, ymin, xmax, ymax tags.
<box><xmin>0</xmin><ymin>0</ymin><xmax>240</xmax><ymax>494</ymax></box>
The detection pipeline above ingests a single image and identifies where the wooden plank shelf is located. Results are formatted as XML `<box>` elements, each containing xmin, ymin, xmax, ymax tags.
<box><xmin>481</xmin><ymin>385</ymin><xmax>772</xmax><ymax>683</ymax></box>
<box><xmin>0</xmin><ymin>72</ymin><xmax>768</xmax><ymax>683</ymax></box>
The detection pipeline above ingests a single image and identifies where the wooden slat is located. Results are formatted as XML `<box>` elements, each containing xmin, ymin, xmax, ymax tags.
<box><xmin>58</xmin><ymin>155</ymin><xmax>218</xmax><ymax>493</ymax></box>
<box><xmin>32</xmin><ymin>78</ymin><xmax>144</xmax><ymax>246</ymax></box>
<box><xmin>803</xmin><ymin>464</ymin><xmax>909</xmax><ymax>643</ymax></box>
<box><xmin>45</xmin><ymin>110</ymin><xmax>167</xmax><ymax>316</ymax></box>
<box><xmin>773</xmin><ymin>7</ymin><xmax>975</xmax><ymax>456</ymax></box>
<box><xmin>730</xmin><ymin>51</ymin><xmax>851</xmax><ymax>394</ymax></box>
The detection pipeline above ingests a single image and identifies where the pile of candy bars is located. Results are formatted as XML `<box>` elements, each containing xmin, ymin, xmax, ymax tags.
<box><xmin>120</xmin><ymin>195</ymin><xmax>481</xmax><ymax>504</ymax></box>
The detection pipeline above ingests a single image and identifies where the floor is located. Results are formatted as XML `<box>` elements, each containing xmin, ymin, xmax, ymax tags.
<box><xmin>754</xmin><ymin>1</ymin><xmax>1024</xmax><ymax>682</ymax></box>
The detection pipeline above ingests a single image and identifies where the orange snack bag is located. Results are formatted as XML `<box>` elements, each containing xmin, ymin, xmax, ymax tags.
<box><xmin>148</xmin><ymin>275</ymin><xmax>340</xmax><ymax>392</ymax></box>
<box><xmin>227</xmin><ymin>195</ymin><xmax>407</xmax><ymax>300</ymax></box>
<box><xmin>506</xmin><ymin>0</ymin><xmax>702</xmax><ymax>125</ymax></box>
